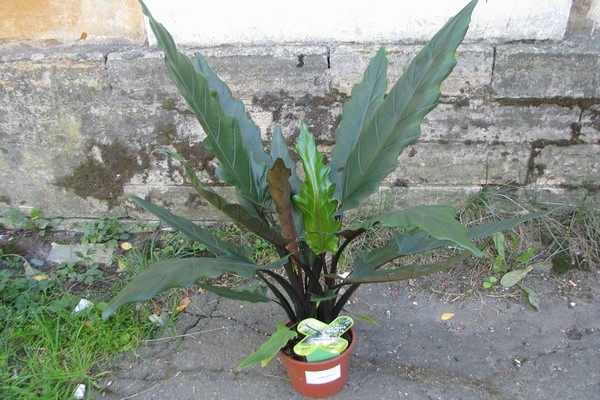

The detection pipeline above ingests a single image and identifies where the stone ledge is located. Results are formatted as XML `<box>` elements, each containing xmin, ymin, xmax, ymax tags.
<box><xmin>493</xmin><ymin>43</ymin><xmax>600</xmax><ymax>99</ymax></box>
<box><xmin>534</xmin><ymin>144</ymin><xmax>600</xmax><ymax>186</ymax></box>
<box><xmin>423</xmin><ymin>101</ymin><xmax>579</xmax><ymax>143</ymax></box>
<box><xmin>390</xmin><ymin>142</ymin><xmax>530</xmax><ymax>186</ymax></box>
<box><xmin>330</xmin><ymin>44</ymin><xmax>494</xmax><ymax>98</ymax></box>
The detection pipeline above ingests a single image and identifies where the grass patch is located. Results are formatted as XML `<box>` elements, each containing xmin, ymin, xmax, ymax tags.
<box><xmin>0</xmin><ymin>263</ymin><xmax>154</xmax><ymax>399</ymax></box>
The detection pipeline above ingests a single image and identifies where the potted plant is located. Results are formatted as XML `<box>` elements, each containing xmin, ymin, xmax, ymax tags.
<box><xmin>103</xmin><ymin>0</ymin><xmax>551</xmax><ymax>396</ymax></box>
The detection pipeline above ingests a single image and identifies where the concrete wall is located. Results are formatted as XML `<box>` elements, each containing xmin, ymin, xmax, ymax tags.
<box><xmin>0</xmin><ymin>0</ymin><xmax>599</xmax><ymax>223</ymax></box>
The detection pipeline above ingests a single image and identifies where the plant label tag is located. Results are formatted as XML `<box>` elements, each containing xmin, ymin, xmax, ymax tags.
<box><xmin>305</xmin><ymin>365</ymin><xmax>341</xmax><ymax>385</ymax></box>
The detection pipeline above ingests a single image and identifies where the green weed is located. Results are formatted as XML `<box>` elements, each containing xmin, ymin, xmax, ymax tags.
<box><xmin>1</xmin><ymin>207</ymin><xmax>62</xmax><ymax>237</ymax></box>
<box><xmin>82</xmin><ymin>216</ymin><xmax>130</xmax><ymax>245</ymax></box>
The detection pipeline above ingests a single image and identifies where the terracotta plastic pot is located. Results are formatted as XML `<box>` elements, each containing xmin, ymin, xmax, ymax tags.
<box><xmin>279</xmin><ymin>328</ymin><xmax>356</xmax><ymax>398</ymax></box>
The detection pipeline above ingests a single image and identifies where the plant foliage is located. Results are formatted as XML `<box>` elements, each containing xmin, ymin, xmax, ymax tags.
<box><xmin>105</xmin><ymin>0</ymin><xmax>554</xmax><ymax>368</ymax></box>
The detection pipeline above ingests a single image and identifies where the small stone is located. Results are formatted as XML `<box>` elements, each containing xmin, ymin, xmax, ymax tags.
<box><xmin>513</xmin><ymin>358</ymin><xmax>522</xmax><ymax>367</ymax></box>
<box><xmin>73</xmin><ymin>299</ymin><xmax>93</xmax><ymax>313</ymax></box>
<box><xmin>73</xmin><ymin>384</ymin><xmax>86</xmax><ymax>399</ymax></box>
<box><xmin>31</xmin><ymin>258</ymin><xmax>45</xmax><ymax>267</ymax></box>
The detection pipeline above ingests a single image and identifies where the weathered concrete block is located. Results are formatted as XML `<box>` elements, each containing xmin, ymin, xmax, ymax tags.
<box><xmin>493</xmin><ymin>43</ymin><xmax>600</xmax><ymax>99</ymax></box>
<box><xmin>517</xmin><ymin>186</ymin><xmax>599</xmax><ymax>207</ymax></box>
<box><xmin>388</xmin><ymin>142</ymin><xmax>530</xmax><ymax>186</ymax></box>
<box><xmin>422</xmin><ymin>101</ymin><xmax>578</xmax><ymax>143</ymax></box>
<box><xmin>124</xmin><ymin>184</ymin><xmax>238</xmax><ymax>222</ymax></box>
<box><xmin>108</xmin><ymin>46</ymin><xmax>331</xmax><ymax>99</ymax></box>
<box><xmin>330</xmin><ymin>44</ymin><xmax>493</xmax><ymax>98</ymax></box>
<box><xmin>368</xmin><ymin>185</ymin><xmax>483</xmax><ymax>210</ymax></box>
<box><xmin>47</xmin><ymin>243</ymin><xmax>114</xmax><ymax>266</ymax></box>
<box><xmin>581</xmin><ymin>105</ymin><xmax>600</xmax><ymax>143</ymax></box>
<box><xmin>534</xmin><ymin>144</ymin><xmax>600</xmax><ymax>186</ymax></box>
<box><xmin>0</xmin><ymin>41</ymin><xmax>598</xmax><ymax>222</ymax></box>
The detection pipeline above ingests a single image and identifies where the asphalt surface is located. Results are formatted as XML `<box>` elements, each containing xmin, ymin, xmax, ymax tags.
<box><xmin>96</xmin><ymin>272</ymin><xmax>600</xmax><ymax>399</ymax></box>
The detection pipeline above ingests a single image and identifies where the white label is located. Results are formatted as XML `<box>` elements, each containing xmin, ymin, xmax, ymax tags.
<box><xmin>305</xmin><ymin>365</ymin><xmax>341</xmax><ymax>385</ymax></box>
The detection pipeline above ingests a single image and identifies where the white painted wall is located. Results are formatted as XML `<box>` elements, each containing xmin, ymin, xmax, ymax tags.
<box><xmin>590</xmin><ymin>0</ymin><xmax>600</xmax><ymax>36</ymax></box>
<box><xmin>142</xmin><ymin>0</ymin><xmax>573</xmax><ymax>46</ymax></box>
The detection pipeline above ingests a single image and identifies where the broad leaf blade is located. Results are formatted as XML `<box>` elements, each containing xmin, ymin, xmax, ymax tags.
<box><xmin>197</xmin><ymin>282</ymin><xmax>271</xmax><ymax>303</ymax></box>
<box><xmin>103</xmin><ymin>257</ymin><xmax>268</xmax><ymax>319</ymax></box>
<box><xmin>194</xmin><ymin>53</ymin><xmax>270</xmax><ymax>165</ymax></box>
<box><xmin>140</xmin><ymin>2</ymin><xmax>268</xmax><ymax>205</ymax></box>
<box><xmin>237</xmin><ymin>322</ymin><xmax>298</xmax><ymax>369</ymax></box>
<box><xmin>337</xmin><ymin>0</ymin><xmax>478</xmax><ymax>211</ymax></box>
<box><xmin>292</xmin><ymin>123</ymin><xmax>341</xmax><ymax>254</ymax></box>
<box><xmin>353</xmin><ymin>205</ymin><xmax>483</xmax><ymax>256</ymax></box>
<box><xmin>330</xmin><ymin>47</ymin><xmax>388</xmax><ymax>198</ymax></box>
<box><xmin>340</xmin><ymin>250</ymin><xmax>471</xmax><ymax>283</ymax></box>
<box><xmin>360</xmin><ymin>208</ymin><xmax>555</xmax><ymax>269</ymax></box>
<box><xmin>164</xmin><ymin>151</ymin><xmax>289</xmax><ymax>248</ymax></box>
<box><xmin>466</xmin><ymin>209</ymin><xmax>558</xmax><ymax>240</ymax></box>
<box><xmin>128</xmin><ymin>194</ymin><xmax>249</xmax><ymax>260</ymax></box>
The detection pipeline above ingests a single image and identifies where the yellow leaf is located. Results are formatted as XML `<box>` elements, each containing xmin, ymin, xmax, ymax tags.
<box><xmin>120</xmin><ymin>242</ymin><xmax>133</xmax><ymax>251</ymax></box>
<box><xmin>117</xmin><ymin>260</ymin><xmax>127</xmax><ymax>270</ymax></box>
<box><xmin>34</xmin><ymin>274</ymin><xmax>48</xmax><ymax>282</ymax></box>
<box><xmin>441</xmin><ymin>312</ymin><xmax>455</xmax><ymax>321</ymax></box>
<box><xmin>176</xmin><ymin>296</ymin><xmax>191</xmax><ymax>313</ymax></box>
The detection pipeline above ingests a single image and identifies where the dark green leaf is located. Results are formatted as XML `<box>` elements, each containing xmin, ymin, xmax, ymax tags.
<box><xmin>128</xmin><ymin>194</ymin><xmax>250</xmax><ymax>259</ymax></box>
<box><xmin>466</xmin><ymin>209</ymin><xmax>558</xmax><ymax>240</ymax></box>
<box><xmin>161</xmin><ymin>151</ymin><xmax>289</xmax><ymax>249</ymax></box>
<box><xmin>351</xmin><ymin>205</ymin><xmax>483</xmax><ymax>256</ymax></box>
<box><xmin>103</xmin><ymin>256</ymin><xmax>289</xmax><ymax>319</ymax></box>
<box><xmin>197</xmin><ymin>282</ymin><xmax>270</xmax><ymax>303</ymax></box>
<box><xmin>339</xmin><ymin>250</ymin><xmax>471</xmax><ymax>283</ymax></box>
<box><xmin>330</xmin><ymin>47</ymin><xmax>388</xmax><ymax>198</ymax></box>
<box><xmin>361</xmin><ymin>208</ymin><xmax>556</xmax><ymax>269</ymax></box>
<box><xmin>139</xmin><ymin>2</ymin><xmax>268</xmax><ymax>206</ymax></box>
<box><xmin>194</xmin><ymin>53</ymin><xmax>270</xmax><ymax>165</ymax></box>
<box><xmin>337</xmin><ymin>0</ymin><xmax>478</xmax><ymax>211</ymax></box>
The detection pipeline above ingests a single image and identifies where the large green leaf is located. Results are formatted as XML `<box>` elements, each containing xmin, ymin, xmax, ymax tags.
<box><xmin>339</xmin><ymin>250</ymin><xmax>471</xmax><ymax>284</ymax></box>
<box><xmin>128</xmin><ymin>195</ymin><xmax>250</xmax><ymax>260</ymax></box>
<box><xmin>350</xmin><ymin>205</ymin><xmax>483</xmax><ymax>257</ymax></box>
<box><xmin>196</xmin><ymin>282</ymin><xmax>271</xmax><ymax>303</ymax></box>
<box><xmin>139</xmin><ymin>2</ymin><xmax>268</xmax><ymax>205</ymax></box>
<box><xmin>163</xmin><ymin>151</ymin><xmax>289</xmax><ymax>249</ymax></box>
<box><xmin>337</xmin><ymin>0</ymin><xmax>478</xmax><ymax>212</ymax></box>
<box><xmin>360</xmin><ymin>208</ymin><xmax>556</xmax><ymax>269</ymax></box>
<box><xmin>292</xmin><ymin>123</ymin><xmax>341</xmax><ymax>254</ymax></box>
<box><xmin>237</xmin><ymin>321</ymin><xmax>298</xmax><ymax>369</ymax></box>
<box><xmin>102</xmin><ymin>256</ymin><xmax>287</xmax><ymax>319</ymax></box>
<box><xmin>194</xmin><ymin>53</ymin><xmax>270</xmax><ymax>166</ymax></box>
<box><xmin>329</xmin><ymin>47</ymin><xmax>387</xmax><ymax>199</ymax></box>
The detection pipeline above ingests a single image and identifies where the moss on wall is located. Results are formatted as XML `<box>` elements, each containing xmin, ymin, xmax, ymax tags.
<box><xmin>56</xmin><ymin>141</ymin><xmax>147</xmax><ymax>208</ymax></box>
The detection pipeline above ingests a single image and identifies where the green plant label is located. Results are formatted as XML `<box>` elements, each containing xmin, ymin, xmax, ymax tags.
<box><xmin>293</xmin><ymin>316</ymin><xmax>353</xmax><ymax>362</ymax></box>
